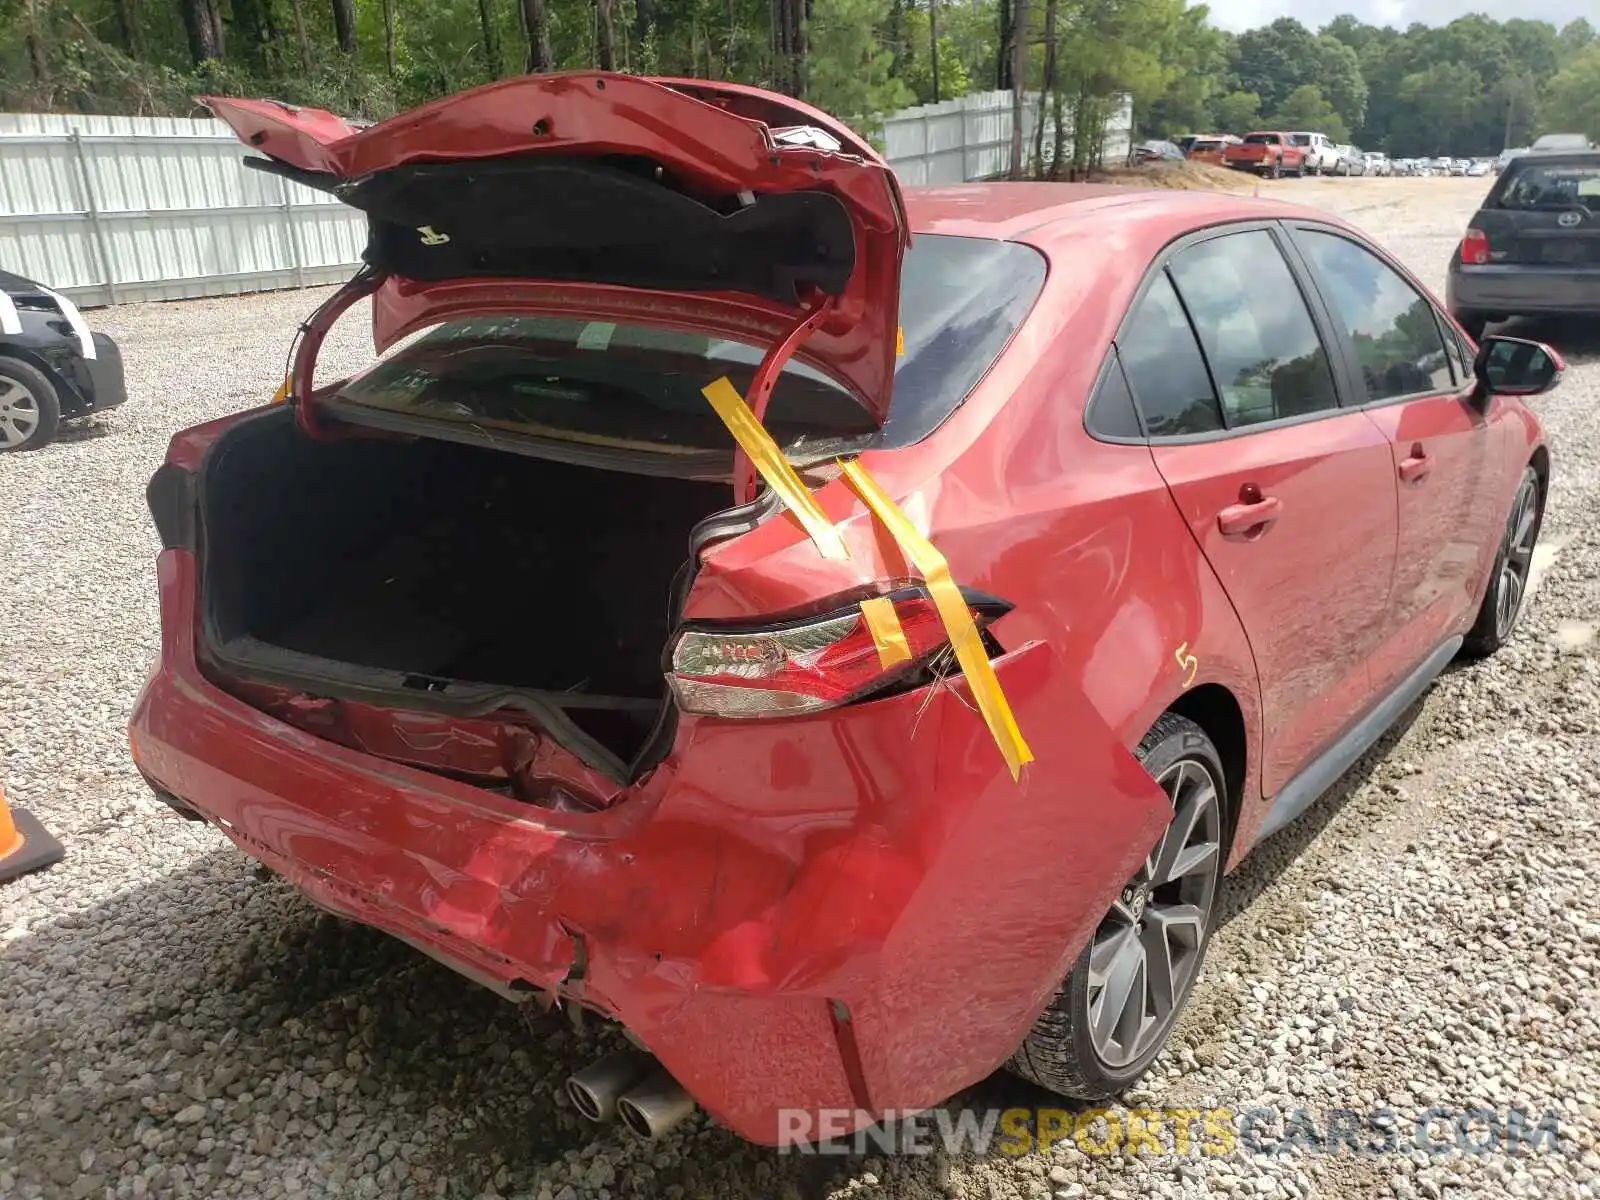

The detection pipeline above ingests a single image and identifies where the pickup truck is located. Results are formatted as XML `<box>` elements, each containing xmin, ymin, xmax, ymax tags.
<box><xmin>1222</xmin><ymin>131</ymin><xmax>1306</xmax><ymax>178</ymax></box>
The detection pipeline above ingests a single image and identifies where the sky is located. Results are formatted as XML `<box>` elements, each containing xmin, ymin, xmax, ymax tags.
<box><xmin>1206</xmin><ymin>0</ymin><xmax>1595</xmax><ymax>33</ymax></box>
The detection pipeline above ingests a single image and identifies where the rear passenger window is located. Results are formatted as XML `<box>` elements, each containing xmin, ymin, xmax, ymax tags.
<box><xmin>1117</xmin><ymin>272</ymin><xmax>1224</xmax><ymax>437</ymax></box>
<box><xmin>1296</xmin><ymin>230</ymin><xmax>1453</xmax><ymax>401</ymax></box>
<box><xmin>1169</xmin><ymin>230</ymin><xmax>1340</xmax><ymax>427</ymax></box>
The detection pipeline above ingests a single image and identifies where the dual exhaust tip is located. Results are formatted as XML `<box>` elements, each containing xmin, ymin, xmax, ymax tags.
<box><xmin>566</xmin><ymin>1051</ymin><xmax>695</xmax><ymax>1140</ymax></box>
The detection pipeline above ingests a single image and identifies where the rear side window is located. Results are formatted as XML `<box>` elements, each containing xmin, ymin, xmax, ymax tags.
<box><xmin>1295</xmin><ymin>230</ymin><xmax>1453</xmax><ymax>401</ymax></box>
<box><xmin>1118</xmin><ymin>272</ymin><xmax>1223</xmax><ymax>437</ymax></box>
<box><xmin>1495</xmin><ymin>160</ymin><xmax>1600</xmax><ymax>211</ymax></box>
<box><xmin>1168</xmin><ymin>230</ymin><xmax>1340</xmax><ymax>428</ymax></box>
<box><xmin>332</xmin><ymin>234</ymin><xmax>1045</xmax><ymax>460</ymax></box>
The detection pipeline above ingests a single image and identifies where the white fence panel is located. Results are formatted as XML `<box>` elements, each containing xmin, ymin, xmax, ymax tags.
<box><xmin>881</xmin><ymin>89</ymin><xmax>1133</xmax><ymax>185</ymax></box>
<box><xmin>1</xmin><ymin>92</ymin><xmax>1134</xmax><ymax>309</ymax></box>
<box><xmin>0</xmin><ymin>112</ymin><xmax>365</xmax><ymax>306</ymax></box>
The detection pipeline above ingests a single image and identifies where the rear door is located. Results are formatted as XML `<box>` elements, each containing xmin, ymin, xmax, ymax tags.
<box><xmin>1118</xmin><ymin>225</ymin><xmax>1399</xmax><ymax>797</ymax></box>
<box><xmin>1288</xmin><ymin>224</ymin><xmax>1500</xmax><ymax>694</ymax></box>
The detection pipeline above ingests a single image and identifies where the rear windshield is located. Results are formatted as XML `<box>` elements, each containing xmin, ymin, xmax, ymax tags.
<box><xmin>1245</xmin><ymin>134</ymin><xmax>1278</xmax><ymax>146</ymax></box>
<box><xmin>1497</xmin><ymin>160</ymin><xmax>1600</xmax><ymax>211</ymax></box>
<box><xmin>332</xmin><ymin>234</ymin><xmax>1046</xmax><ymax>463</ymax></box>
<box><xmin>1191</xmin><ymin>139</ymin><xmax>1223</xmax><ymax>151</ymax></box>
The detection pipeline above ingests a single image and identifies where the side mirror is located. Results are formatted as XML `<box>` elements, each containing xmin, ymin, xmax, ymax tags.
<box><xmin>1472</xmin><ymin>335</ymin><xmax>1564</xmax><ymax>406</ymax></box>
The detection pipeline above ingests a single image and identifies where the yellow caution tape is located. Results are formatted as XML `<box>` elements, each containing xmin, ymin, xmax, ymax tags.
<box><xmin>858</xmin><ymin>597</ymin><xmax>912</xmax><ymax>668</ymax></box>
<box><xmin>270</xmin><ymin>376</ymin><xmax>290</xmax><ymax>405</ymax></box>
<box><xmin>840</xmin><ymin>460</ymin><xmax>1033</xmax><ymax>781</ymax></box>
<box><xmin>699</xmin><ymin>373</ymin><xmax>1029</xmax><ymax>780</ymax></box>
<box><xmin>701</xmin><ymin>376</ymin><xmax>849</xmax><ymax>560</ymax></box>
<box><xmin>896</xmin><ymin>326</ymin><xmax>905</xmax><ymax>357</ymax></box>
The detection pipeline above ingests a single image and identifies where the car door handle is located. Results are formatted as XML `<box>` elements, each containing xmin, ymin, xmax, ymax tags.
<box><xmin>1399</xmin><ymin>447</ymin><xmax>1432</xmax><ymax>483</ymax></box>
<box><xmin>1217</xmin><ymin>495</ymin><xmax>1282</xmax><ymax>539</ymax></box>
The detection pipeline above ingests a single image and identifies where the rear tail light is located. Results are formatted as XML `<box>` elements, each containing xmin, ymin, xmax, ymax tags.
<box><xmin>1461</xmin><ymin>228</ymin><xmax>1491</xmax><ymax>265</ymax></box>
<box><xmin>669</xmin><ymin>590</ymin><xmax>1008</xmax><ymax>718</ymax></box>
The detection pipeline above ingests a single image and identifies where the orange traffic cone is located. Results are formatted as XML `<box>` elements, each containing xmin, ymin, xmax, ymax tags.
<box><xmin>0</xmin><ymin>785</ymin><xmax>64</xmax><ymax>883</ymax></box>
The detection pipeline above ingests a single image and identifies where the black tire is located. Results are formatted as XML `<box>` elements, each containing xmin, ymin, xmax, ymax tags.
<box><xmin>1462</xmin><ymin>465</ymin><xmax>1544</xmax><ymax>659</ymax></box>
<box><xmin>0</xmin><ymin>356</ymin><xmax>62</xmax><ymax>452</ymax></box>
<box><xmin>1266</xmin><ymin>160</ymin><xmax>1281</xmax><ymax>180</ymax></box>
<box><xmin>1008</xmin><ymin>712</ymin><xmax>1227</xmax><ymax>1100</ymax></box>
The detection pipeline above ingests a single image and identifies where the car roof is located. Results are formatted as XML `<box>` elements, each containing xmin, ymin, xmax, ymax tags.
<box><xmin>903</xmin><ymin>184</ymin><xmax>1340</xmax><ymax>247</ymax></box>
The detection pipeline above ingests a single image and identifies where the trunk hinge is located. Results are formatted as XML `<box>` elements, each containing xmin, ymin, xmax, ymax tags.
<box><xmin>731</xmin><ymin>292</ymin><xmax>837</xmax><ymax>505</ymax></box>
<box><xmin>288</xmin><ymin>266</ymin><xmax>386</xmax><ymax>439</ymax></box>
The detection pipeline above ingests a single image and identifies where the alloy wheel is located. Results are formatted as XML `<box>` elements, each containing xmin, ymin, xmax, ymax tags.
<box><xmin>1086</xmin><ymin>758</ymin><xmax>1223</xmax><ymax>1069</ymax></box>
<box><xmin>1495</xmin><ymin>474</ymin><xmax>1540</xmax><ymax>640</ymax></box>
<box><xmin>0</xmin><ymin>376</ymin><xmax>42</xmax><ymax>449</ymax></box>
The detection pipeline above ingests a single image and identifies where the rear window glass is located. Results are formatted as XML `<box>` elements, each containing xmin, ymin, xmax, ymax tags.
<box><xmin>1191</xmin><ymin>140</ymin><xmax>1223</xmax><ymax>152</ymax></box>
<box><xmin>332</xmin><ymin>235</ymin><xmax>1046</xmax><ymax>462</ymax></box>
<box><xmin>1497</xmin><ymin>161</ymin><xmax>1600</xmax><ymax>210</ymax></box>
<box><xmin>1244</xmin><ymin>134</ymin><xmax>1278</xmax><ymax>146</ymax></box>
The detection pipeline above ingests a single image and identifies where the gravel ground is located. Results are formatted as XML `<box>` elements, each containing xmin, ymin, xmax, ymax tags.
<box><xmin>3</xmin><ymin>176</ymin><xmax>1598</xmax><ymax>1200</ymax></box>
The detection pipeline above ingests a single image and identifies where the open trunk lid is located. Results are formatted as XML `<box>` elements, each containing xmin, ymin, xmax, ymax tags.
<box><xmin>203</xmin><ymin>74</ymin><xmax>909</xmax><ymax>426</ymax></box>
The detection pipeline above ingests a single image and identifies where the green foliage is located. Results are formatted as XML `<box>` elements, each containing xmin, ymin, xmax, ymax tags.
<box><xmin>1212</xmin><ymin>89</ymin><xmax>1260</xmax><ymax>133</ymax></box>
<box><xmin>1542</xmin><ymin>44</ymin><xmax>1600</xmax><ymax>140</ymax></box>
<box><xmin>806</xmin><ymin>0</ymin><xmax>914</xmax><ymax>128</ymax></box>
<box><xmin>0</xmin><ymin>0</ymin><xmax>1590</xmax><ymax>165</ymax></box>
<box><xmin>1270</xmin><ymin>83</ymin><xmax>1347</xmax><ymax>144</ymax></box>
<box><xmin>901</xmin><ymin>8</ymin><xmax>970</xmax><ymax>104</ymax></box>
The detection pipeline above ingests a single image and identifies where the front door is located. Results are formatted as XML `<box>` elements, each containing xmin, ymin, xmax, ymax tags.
<box><xmin>1289</xmin><ymin>225</ymin><xmax>1499</xmax><ymax>693</ymax></box>
<box><xmin>1117</xmin><ymin>227</ymin><xmax>1399</xmax><ymax>797</ymax></box>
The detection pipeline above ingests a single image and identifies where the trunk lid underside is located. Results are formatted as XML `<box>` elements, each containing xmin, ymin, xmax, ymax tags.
<box><xmin>204</xmin><ymin>73</ymin><xmax>909</xmax><ymax>426</ymax></box>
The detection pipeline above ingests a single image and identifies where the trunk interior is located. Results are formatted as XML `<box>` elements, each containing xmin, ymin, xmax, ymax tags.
<box><xmin>199</xmin><ymin>410</ymin><xmax>732</xmax><ymax>769</ymax></box>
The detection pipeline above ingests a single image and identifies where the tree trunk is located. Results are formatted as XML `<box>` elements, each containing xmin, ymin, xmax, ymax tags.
<box><xmin>383</xmin><ymin>0</ymin><xmax>397</xmax><ymax>74</ymax></box>
<box><xmin>180</xmin><ymin>0</ymin><xmax>225</xmax><ymax>63</ymax></box>
<box><xmin>478</xmin><ymin>0</ymin><xmax>505</xmax><ymax>76</ymax></box>
<box><xmin>996</xmin><ymin>0</ymin><xmax>1012</xmax><ymax>89</ymax></box>
<box><xmin>289</xmin><ymin>0</ymin><xmax>312</xmax><ymax>73</ymax></box>
<box><xmin>521</xmin><ymin>0</ymin><xmax>553</xmax><ymax>71</ymax></box>
<box><xmin>595</xmin><ymin>0</ymin><xmax>616</xmax><ymax>68</ymax></box>
<box><xmin>1007</xmin><ymin>0</ymin><xmax>1026</xmax><ymax>178</ymax></box>
<box><xmin>1033</xmin><ymin>0</ymin><xmax>1057</xmax><ymax>178</ymax></box>
<box><xmin>331</xmin><ymin>0</ymin><xmax>357</xmax><ymax>54</ymax></box>
<box><xmin>636</xmin><ymin>0</ymin><xmax>654</xmax><ymax>43</ymax></box>
<box><xmin>113</xmin><ymin>0</ymin><xmax>146</xmax><ymax>58</ymax></box>
<box><xmin>930</xmin><ymin>0</ymin><xmax>940</xmax><ymax>102</ymax></box>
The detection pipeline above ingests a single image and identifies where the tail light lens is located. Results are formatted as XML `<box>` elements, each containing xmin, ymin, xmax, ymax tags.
<box><xmin>1461</xmin><ymin>228</ymin><xmax>1491</xmax><ymax>265</ymax></box>
<box><xmin>670</xmin><ymin>590</ymin><xmax>1008</xmax><ymax>718</ymax></box>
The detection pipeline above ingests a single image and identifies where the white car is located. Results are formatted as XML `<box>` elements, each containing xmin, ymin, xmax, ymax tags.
<box><xmin>1465</xmin><ymin>160</ymin><xmax>1490</xmax><ymax>178</ymax></box>
<box><xmin>1363</xmin><ymin>152</ymin><xmax>1391</xmax><ymax>176</ymax></box>
<box><xmin>1287</xmin><ymin>132</ymin><xmax>1339</xmax><ymax>175</ymax></box>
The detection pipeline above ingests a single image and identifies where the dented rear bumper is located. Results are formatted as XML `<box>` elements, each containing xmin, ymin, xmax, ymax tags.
<box><xmin>130</xmin><ymin>549</ymin><xmax>1170</xmax><ymax>1144</ymax></box>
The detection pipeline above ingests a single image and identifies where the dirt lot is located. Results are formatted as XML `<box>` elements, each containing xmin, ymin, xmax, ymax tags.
<box><xmin>3</xmin><ymin>177</ymin><xmax>1598</xmax><ymax>1200</ymax></box>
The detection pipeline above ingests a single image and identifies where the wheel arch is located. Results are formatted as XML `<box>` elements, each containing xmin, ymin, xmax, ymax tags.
<box><xmin>1164</xmin><ymin>683</ymin><xmax>1245</xmax><ymax>863</ymax></box>
<box><xmin>0</xmin><ymin>342</ymin><xmax>79</xmax><ymax>404</ymax></box>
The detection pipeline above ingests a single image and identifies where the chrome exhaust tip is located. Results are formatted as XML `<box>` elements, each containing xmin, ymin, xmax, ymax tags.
<box><xmin>616</xmin><ymin>1069</ymin><xmax>696</xmax><ymax>1140</ymax></box>
<box><xmin>566</xmin><ymin>1051</ymin><xmax>651</xmax><ymax>1124</ymax></box>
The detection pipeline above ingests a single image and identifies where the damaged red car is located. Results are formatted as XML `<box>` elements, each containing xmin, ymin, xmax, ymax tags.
<box><xmin>129</xmin><ymin>73</ymin><xmax>1561</xmax><ymax>1145</ymax></box>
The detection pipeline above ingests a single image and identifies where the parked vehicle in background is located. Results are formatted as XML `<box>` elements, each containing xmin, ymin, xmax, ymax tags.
<box><xmin>1185</xmin><ymin>135</ymin><xmax>1240</xmax><ymax>166</ymax></box>
<box><xmin>1333</xmin><ymin>146</ymin><xmax>1367</xmax><ymax>176</ymax></box>
<box><xmin>1223</xmin><ymin>132</ymin><xmax>1306</xmax><ymax>177</ymax></box>
<box><xmin>1287</xmin><ymin>132</ymin><xmax>1339</xmax><ymax>175</ymax></box>
<box><xmin>1496</xmin><ymin>148</ymin><xmax>1527</xmax><ymax>173</ymax></box>
<box><xmin>1433</xmin><ymin>157</ymin><xmax>1454</xmax><ymax>173</ymax></box>
<box><xmin>1363</xmin><ymin>152</ymin><xmax>1392</xmax><ymax>176</ymax></box>
<box><xmin>0</xmin><ymin>268</ymin><xmax>127</xmax><ymax>451</ymax></box>
<box><xmin>1448</xmin><ymin>150</ymin><xmax>1600</xmax><ymax>338</ymax></box>
<box><xmin>1466</xmin><ymin>160</ymin><xmax>1490</xmax><ymax>178</ymax></box>
<box><xmin>1132</xmin><ymin>139</ymin><xmax>1187</xmax><ymax>165</ymax></box>
<box><xmin>126</xmin><ymin>72</ymin><xmax>1563</xmax><ymax>1148</ymax></box>
<box><xmin>1531</xmin><ymin>133</ymin><xmax>1594</xmax><ymax>153</ymax></box>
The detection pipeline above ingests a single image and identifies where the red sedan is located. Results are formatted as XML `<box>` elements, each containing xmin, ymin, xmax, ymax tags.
<box><xmin>129</xmin><ymin>75</ymin><xmax>1560</xmax><ymax>1145</ymax></box>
